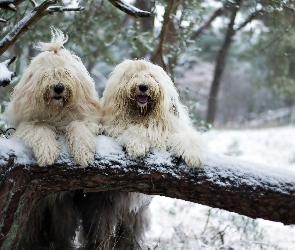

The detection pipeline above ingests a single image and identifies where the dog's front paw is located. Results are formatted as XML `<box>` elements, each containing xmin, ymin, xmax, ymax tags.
<box><xmin>33</xmin><ymin>141</ymin><xmax>61</xmax><ymax>166</ymax></box>
<box><xmin>74</xmin><ymin>146</ymin><xmax>95</xmax><ymax>167</ymax></box>
<box><xmin>169</xmin><ymin>132</ymin><xmax>207</xmax><ymax>168</ymax></box>
<box><xmin>182</xmin><ymin>150</ymin><xmax>206</xmax><ymax>168</ymax></box>
<box><xmin>66</xmin><ymin>121</ymin><xmax>97</xmax><ymax>167</ymax></box>
<box><xmin>126</xmin><ymin>141</ymin><xmax>149</xmax><ymax>159</ymax></box>
<box><xmin>67</xmin><ymin>132</ymin><xmax>96</xmax><ymax>167</ymax></box>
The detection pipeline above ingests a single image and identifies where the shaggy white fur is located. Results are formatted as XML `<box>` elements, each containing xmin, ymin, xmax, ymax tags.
<box><xmin>5</xmin><ymin>29</ymin><xmax>102</xmax><ymax>167</ymax></box>
<box><xmin>101</xmin><ymin>59</ymin><xmax>207</xmax><ymax>168</ymax></box>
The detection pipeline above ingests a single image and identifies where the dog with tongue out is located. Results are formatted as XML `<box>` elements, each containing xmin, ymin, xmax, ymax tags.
<box><xmin>99</xmin><ymin>59</ymin><xmax>207</xmax><ymax>249</ymax></box>
<box><xmin>101</xmin><ymin>59</ymin><xmax>207</xmax><ymax>167</ymax></box>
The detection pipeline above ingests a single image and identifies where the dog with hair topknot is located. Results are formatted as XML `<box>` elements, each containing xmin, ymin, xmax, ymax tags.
<box><xmin>101</xmin><ymin>59</ymin><xmax>207</xmax><ymax>167</ymax></box>
<box><xmin>4</xmin><ymin>29</ymin><xmax>104</xmax><ymax>249</ymax></box>
<box><xmin>5</xmin><ymin>28</ymin><xmax>103</xmax><ymax>167</ymax></box>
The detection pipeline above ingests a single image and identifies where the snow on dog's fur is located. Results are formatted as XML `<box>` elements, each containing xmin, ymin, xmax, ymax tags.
<box><xmin>5</xmin><ymin>29</ymin><xmax>102</xmax><ymax>167</ymax></box>
<box><xmin>101</xmin><ymin>59</ymin><xmax>207</xmax><ymax>167</ymax></box>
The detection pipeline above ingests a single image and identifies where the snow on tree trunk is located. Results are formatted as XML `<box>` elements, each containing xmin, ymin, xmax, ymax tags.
<box><xmin>0</xmin><ymin>136</ymin><xmax>295</xmax><ymax>249</ymax></box>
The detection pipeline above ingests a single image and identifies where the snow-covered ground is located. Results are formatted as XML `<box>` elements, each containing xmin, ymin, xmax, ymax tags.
<box><xmin>148</xmin><ymin>126</ymin><xmax>295</xmax><ymax>250</ymax></box>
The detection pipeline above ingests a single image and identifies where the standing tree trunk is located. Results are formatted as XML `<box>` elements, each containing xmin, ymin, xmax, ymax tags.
<box><xmin>150</xmin><ymin>0</ymin><xmax>177</xmax><ymax>71</ymax></box>
<box><xmin>206</xmin><ymin>0</ymin><xmax>242</xmax><ymax>124</ymax></box>
<box><xmin>131</xmin><ymin>0</ymin><xmax>154</xmax><ymax>58</ymax></box>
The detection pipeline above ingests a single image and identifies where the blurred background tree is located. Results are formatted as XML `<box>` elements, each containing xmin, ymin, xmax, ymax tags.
<box><xmin>1</xmin><ymin>0</ymin><xmax>294</xmax><ymax>127</ymax></box>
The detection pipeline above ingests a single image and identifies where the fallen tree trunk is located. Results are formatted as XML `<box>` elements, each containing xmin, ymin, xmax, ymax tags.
<box><xmin>0</xmin><ymin>135</ymin><xmax>295</xmax><ymax>249</ymax></box>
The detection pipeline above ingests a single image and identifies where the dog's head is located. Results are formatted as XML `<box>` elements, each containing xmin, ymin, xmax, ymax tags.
<box><xmin>102</xmin><ymin>59</ymin><xmax>179</xmax><ymax>119</ymax></box>
<box><xmin>8</xmin><ymin>29</ymin><xmax>102</xmax><ymax>125</ymax></box>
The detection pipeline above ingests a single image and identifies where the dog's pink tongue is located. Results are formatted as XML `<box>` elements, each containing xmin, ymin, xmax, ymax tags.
<box><xmin>137</xmin><ymin>95</ymin><xmax>148</xmax><ymax>103</ymax></box>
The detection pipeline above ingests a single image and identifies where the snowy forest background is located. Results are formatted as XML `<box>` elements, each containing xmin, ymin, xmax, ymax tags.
<box><xmin>1</xmin><ymin>0</ymin><xmax>295</xmax><ymax>249</ymax></box>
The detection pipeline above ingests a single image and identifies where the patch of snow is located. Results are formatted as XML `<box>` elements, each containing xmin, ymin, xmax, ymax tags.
<box><xmin>0</xmin><ymin>137</ymin><xmax>34</xmax><ymax>165</ymax></box>
<box><xmin>0</xmin><ymin>60</ymin><xmax>14</xmax><ymax>83</ymax></box>
<box><xmin>96</xmin><ymin>135</ymin><xmax>125</xmax><ymax>157</ymax></box>
<box><xmin>146</xmin><ymin>149</ymin><xmax>174</xmax><ymax>166</ymax></box>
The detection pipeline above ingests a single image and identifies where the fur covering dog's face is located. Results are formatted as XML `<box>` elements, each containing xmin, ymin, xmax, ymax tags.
<box><xmin>124</xmin><ymin>72</ymin><xmax>161</xmax><ymax>116</ymax></box>
<box><xmin>101</xmin><ymin>60</ymin><xmax>179</xmax><ymax>121</ymax></box>
<box><xmin>41</xmin><ymin>69</ymin><xmax>75</xmax><ymax>110</ymax></box>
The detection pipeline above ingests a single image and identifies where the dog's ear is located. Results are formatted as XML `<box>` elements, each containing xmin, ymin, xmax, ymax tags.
<box><xmin>170</xmin><ymin>97</ymin><xmax>179</xmax><ymax>117</ymax></box>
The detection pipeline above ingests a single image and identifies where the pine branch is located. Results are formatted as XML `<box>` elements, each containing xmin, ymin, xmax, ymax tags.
<box><xmin>107</xmin><ymin>0</ymin><xmax>151</xmax><ymax>18</ymax></box>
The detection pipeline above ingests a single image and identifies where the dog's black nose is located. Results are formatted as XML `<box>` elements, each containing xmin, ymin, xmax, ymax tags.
<box><xmin>53</xmin><ymin>84</ymin><xmax>64</xmax><ymax>94</ymax></box>
<box><xmin>139</xmin><ymin>84</ymin><xmax>148</xmax><ymax>92</ymax></box>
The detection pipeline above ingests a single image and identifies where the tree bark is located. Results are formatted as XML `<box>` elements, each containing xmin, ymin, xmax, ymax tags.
<box><xmin>1</xmin><ymin>137</ymin><xmax>295</xmax><ymax>249</ymax></box>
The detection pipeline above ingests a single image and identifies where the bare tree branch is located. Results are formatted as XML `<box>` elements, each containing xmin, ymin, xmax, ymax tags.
<box><xmin>0</xmin><ymin>0</ymin><xmax>25</xmax><ymax>11</ymax></box>
<box><xmin>0</xmin><ymin>0</ymin><xmax>57</xmax><ymax>56</ymax></box>
<box><xmin>0</xmin><ymin>0</ymin><xmax>16</xmax><ymax>11</ymax></box>
<box><xmin>47</xmin><ymin>6</ymin><xmax>84</xmax><ymax>13</ymax></box>
<box><xmin>0</xmin><ymin>137</ymin><xmax>295</xmax><ymax>248</ymax></box>
<box><xmin>0</xmin><ymin>0</ymin><xmax>84</xmax><ymax>56</ymax></box>
<box><xmin>107</xmin><ymin>0</ymin><xmax>151</xmax><ymax>18</ymax></box>
<box><xmin>235</xmin><ymin>9</ymin><xmax>265</xmax><ymax>32</ymax></box>
<box><xmin>192</xmin><ymin>6</ymin><xmax>228</xmax><ymax>40</ymax></box>
<box><xmin>28</xmin><ymin>0</ymin><xmax>38</xmax><ymax>8</ymax></box>
<box><xmin>0</xmin><ymin>18</ymin><xmax>7</xmax><ymax>23</ymax></box>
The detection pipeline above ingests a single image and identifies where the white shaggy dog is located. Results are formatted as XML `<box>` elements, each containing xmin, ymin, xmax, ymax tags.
<box><xmin>101</xmin><ymin>59</ymin><xmax>207</xmax><ymax>167</ymax></box>
<box><xmin>98</xmin><ymin>59</ymin><xmax>207</xmax><ymax>249</ymax></box>
<box><xmin>4</xmin><ymin>29</ymin><xmax>104</xmax><ymax>250</ymax></box>
<box><xmin>5</xmin><ymin>29</ymin><xmax>102</xmax><ymax>167</ymax></box>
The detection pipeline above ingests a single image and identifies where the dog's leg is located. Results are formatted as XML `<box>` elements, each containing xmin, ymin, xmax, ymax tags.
<box><xmin>113</xmin><ymin>195</ymin><xmax>151</xmax><ymax>250</ymax></box>
<box><xmin>169</xmin><ymin>129</ymin><xmax>207</xmax><ymax>168</ymax></box>
<box><xmin>66</xmin><ymin>121</ymin><xmax>98</xmax><ymax>167</ymax></box>
<box><xmin>17</xmin><ymin>192</ymin><xmax>78</xmax><ymax>250</ymax></box>
<box><xmin>117</xmin><ymin>130</ymin><xmax>150</xmax><ymax>159</ymax></box>
<box><xmin>13</xmin><ymin>121</ymin><xmax>60</xmax><ymax>166</ymax></box>
<box><xmin>76</xmin><ymin>191</ymin><xmax>117</xmax><ymax>250</ymax></box>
